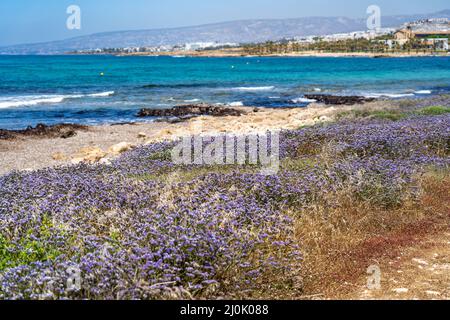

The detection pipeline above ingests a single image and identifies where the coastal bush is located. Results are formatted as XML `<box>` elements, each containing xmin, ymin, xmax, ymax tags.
<box><xmin>417</xmin><ymin>106</ymin><xmax>450</xmax><ymax>116</ymax></box>
<box><xmin>336</xmin><ymin>109</ymin><xmax>406</xmax><ymax>121</ymax></box>
<box><xmin>0</xmin><ymin>217</ymin><xmax>63</xmax><ymax>272</ymax></box>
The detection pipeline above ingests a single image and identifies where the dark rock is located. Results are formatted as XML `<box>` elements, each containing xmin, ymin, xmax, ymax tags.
<box><xmin>60</xmin><ymin>130</ymin><xmax>77</xmax><ymax>139</ymax></box>
<box><xmin>0</xmin><ymin>123</ymin><xmax>88</xmax><ymax>140</ymax></box>
<box><xmin>137</xmin><ymin>103</ymin><xmax>246</xmax><ymax>120</ymax></box>
<box><xmin>0</xmin><ymin>131</ymin><xmax>14</xmax><ymax>140</ymax></box>
<box><xmin>110</xmin><ymin>122</ymin><xmax>137</xmax><ymax>126</ymax></box>
<box><xmin>304</xmin><ymin>95</ymin><xmax>376</xmax><ymax>105</ymax></box>
<box><xmin>155</xmin><ymin>115</ymin><xmax>198</xmax><ymax>124</ymax></box>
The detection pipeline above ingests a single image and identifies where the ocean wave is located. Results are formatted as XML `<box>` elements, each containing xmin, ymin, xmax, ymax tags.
<box><xmin>232</xmin><ymin>86</ymin><xmax>275</xmax><ymax>92</ymax></box>
<box><xmin>291</xmin><ymin>97</ymin><xmax>317</xmax><ymax>103</ymax></box>
<box><xmin>0</xmin><ymin>91</ymin><xmax>115</xmax><ymax>109</ymax></box>
<box><xmin>88</xmin><ymin>91</ymin><xmax>115</xmax><ymax>97</ymax></box>
<box><xmin>414</xmin><ymin>90</ymin><xmax>432</xmax><ymax>95</ymax></box>
<box><xmin>0</xmin><ymin>95</ymin><xmax>65</xmax><ymax>109</ymax></box>
<box><xmin>364</xmin><ymin>93</ymin><xmax>415</xmax><ymax>99</ymax></box>
<box><xmin>228</xmin><ymin>101</ymin><xmax>244</xmax><ymax>107</ymax></box>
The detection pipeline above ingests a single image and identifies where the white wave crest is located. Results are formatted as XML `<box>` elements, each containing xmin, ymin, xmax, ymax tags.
<box><xmin>228</xmin><ymin>101</ymin><xmax>244</xmax><ymax>107</ymax></box>
<box><xmin>88</xmin><ymin>91</ymin><xmax>115</xmax><ymax>97</ymax></box>
<box><xmin>365</xmin><ymin>93</ymin><xmax>415</xmax><ymax>99</ymax></box>
<box><xmin>414</xmin><ymin>90</ymin><xmax>432</xmax><ymax>95</ymax></box>
<box><xmin>0</xmin><ymin>91</ymin><xmax>115</xmax><ymax>109</ymax></box>
<box><xmin>232</xmin><ymin>86</ymin><xmax>275</xmax><ymax>92</ymax></box>
<box><xmin>0</xmin><ymin>95</ymin><xmax>67</xmax><ymax>109</ymax></box>
<box><xmin>292</xmin><ymin>97</ymin><xmax>317</xmax><ymax>103</ymax></box>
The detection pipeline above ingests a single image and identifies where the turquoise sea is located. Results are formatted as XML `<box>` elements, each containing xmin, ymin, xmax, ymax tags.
<box><xmin>0</xmin><ymin>55</ymin><xmax>449</xmax><ymax>130</ymax></box>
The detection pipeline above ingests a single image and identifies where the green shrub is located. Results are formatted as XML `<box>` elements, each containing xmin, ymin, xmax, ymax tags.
<box><xmin>336</xmin><ymin>109</ymin><xmax>405</xmax><ymax>121</ymax></box>
<box><xmin>0</xmin><ymin>217</ymin><xmax>62</xmax><ymax>271</ymax></box>
<box><xmin>417</xmin><ymin>106</ymin><xmax>450</xmax><ymax>116</ymax></box>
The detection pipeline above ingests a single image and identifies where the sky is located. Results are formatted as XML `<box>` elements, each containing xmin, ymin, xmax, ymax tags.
<box><xmin>0</xmin><ymin>0</ymin><xmax>448</xmax><ymax>46</ymax></box>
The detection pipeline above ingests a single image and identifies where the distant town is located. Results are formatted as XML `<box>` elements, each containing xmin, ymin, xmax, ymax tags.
<box><xmin>71</xmin><ymin>18</ymin><xmax>450</xmax><ymax>56</ymax></box>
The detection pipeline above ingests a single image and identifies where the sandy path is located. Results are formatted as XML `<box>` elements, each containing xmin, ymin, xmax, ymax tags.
<box><xmin>348</xmin><ymin>231</ymin><xmax>450</xmax><ymax>300</ymax></box>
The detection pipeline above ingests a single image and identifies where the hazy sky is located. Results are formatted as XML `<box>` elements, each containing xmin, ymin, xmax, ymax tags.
<box><xmin>0</xmin><ymin>0</ymin><xmax>448</xmax><ymax>46</ymax></box>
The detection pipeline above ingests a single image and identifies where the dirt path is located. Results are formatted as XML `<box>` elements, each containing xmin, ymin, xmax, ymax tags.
<box><xmin>343</xmin><ymin>231</ymin><xmax>450</xmax><ymax>300</ymax></box>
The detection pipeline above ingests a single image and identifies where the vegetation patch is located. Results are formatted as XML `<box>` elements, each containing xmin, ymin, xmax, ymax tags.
<box><xmin>0</xmin><ymin>113</ymin><xmax>448</xmax><ymax>299</ymax></box>
<box><xmin>336</xmin><ymin>109</ymin><xmax>406</xmax><ymax>121</ymax></box>
<box><xmin>416</xmin><ymin>106</ymin><xmax>450</xmax><ymax>116</ymax></box>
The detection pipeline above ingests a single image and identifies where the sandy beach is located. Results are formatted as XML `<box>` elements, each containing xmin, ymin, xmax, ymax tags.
<box><xmin>122</xmin><ymin>48</ymin><xmax>450</xmax><ymax>58</ymax></box>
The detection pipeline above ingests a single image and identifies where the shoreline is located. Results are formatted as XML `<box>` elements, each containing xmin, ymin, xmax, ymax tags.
<box><xmin>1</xmin><ymin>94</ymin><xmax>448</xmax><ymax>176</ymax></box>
<box><xmin>74</xmin><ymin>49</ymin><xmax>450</xmax><ymax>58</ymax></box>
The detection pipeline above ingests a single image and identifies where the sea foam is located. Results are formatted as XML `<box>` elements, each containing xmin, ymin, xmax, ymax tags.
<box><xmin>0</xmin><ymin>91</ymin><xmax>115</xmax><ymax>109</ymax></box>
<box><xmin>414</xmin><ymin>90</ymin><xmax>432</xmax><ymax>95</ymax></box>
<box><xmin>365</xmin><ymin>93</ymin><xmax>415</xmax><ymax>99</ymax></box>
<box><xmin>232</xmin><ymin>86</ymin><xmax>275</xmax><ymax>92</ymax></box>
<box><xmin>228</xmin><ymin>101</ymin><xmax>244</xmax><ymax>107</ymax></box>
<box><xmin>87</xmin><ymin>91</ymin><xmax>115</xmax><ymax>97</ymax></box>
<box><xmin>291</xmin><ymin>97</ymin><xmax>317</xmax><ymax>103</ymax></box>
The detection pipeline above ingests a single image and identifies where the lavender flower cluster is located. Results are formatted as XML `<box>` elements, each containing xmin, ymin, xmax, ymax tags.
<box><xmin>0</xmin><ymin>114</ymin><xmax>448</xmax><ymax>300</ymax></box>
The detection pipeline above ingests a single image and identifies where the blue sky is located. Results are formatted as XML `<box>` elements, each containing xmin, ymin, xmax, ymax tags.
<box><xmin>0</xmin><ymin>0</ymin><xmax>448</xmax><ymax>46</ymax></box>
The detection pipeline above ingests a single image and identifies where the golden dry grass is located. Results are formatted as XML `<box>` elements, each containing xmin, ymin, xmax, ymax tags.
<box><xmin>280</xmin><ymin>171</ymin><xmax>450</xmax><ymax>300</ymax></box>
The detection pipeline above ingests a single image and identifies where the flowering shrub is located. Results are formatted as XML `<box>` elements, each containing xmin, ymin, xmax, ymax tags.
<box><xmin>0</xmin><ymin>114</ymin><xmax>448</xmax><ymax>299</ymax></box>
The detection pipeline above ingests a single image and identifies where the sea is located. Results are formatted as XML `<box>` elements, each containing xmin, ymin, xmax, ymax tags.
<box><xmin>0</xmin><ymin>55</ymin><xmax>449</xmax><ymax>130</ymax></box>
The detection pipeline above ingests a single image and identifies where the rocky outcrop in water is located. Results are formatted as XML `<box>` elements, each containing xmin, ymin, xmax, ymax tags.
<box><xmin>137</xmin><ymin>104</ymin><xmax>246</xmax><ymax>120</ymax></box>
<box><xmin>0</xmin><ymin>123</ymin><xmax>88</xmax><ymax>140</ymax></box>
<box><xmin>304</xmin><ymin>95</ymin><xmax>376</xmax><ymax>105</ymax></box>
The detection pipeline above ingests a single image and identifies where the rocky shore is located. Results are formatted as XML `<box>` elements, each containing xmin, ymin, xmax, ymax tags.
<box><xmin>304</xmin><ymin>95</ymin><xmax>376</xmax><ymax>105</ymax></box>
<box><xmin>1</xmin><ymin>95</ymin><xmax>448</xmax><ymax>175</ymax></box>
<box><xmin>136</xmin><ymin>97</ymin><xmax>376</xmax><ymax>123</ymax></box>
<box><xmin>137</xmin><ymin>103</ymin><xmax>247</xmax><ymax>122</ymax></box>
<box><xmin>0</xmin><ymin>123</ymin><xmax>88</xmax><ymax>140</ymax></box>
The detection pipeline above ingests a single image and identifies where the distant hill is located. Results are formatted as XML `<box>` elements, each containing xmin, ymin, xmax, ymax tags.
<box><xmin>1</xmin><ymin>10</ymin><xmax>449</xmax><ymax>54</ymax></box>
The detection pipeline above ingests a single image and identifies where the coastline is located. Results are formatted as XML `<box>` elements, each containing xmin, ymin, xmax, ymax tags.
<box><xmin>107</xmin><ymin>49</ymin><xmax>450</xmax><ymax>58</ymax></box>
<box><xmin>1</xmin><ymin>95</ymin><xmax>448</xmax><ymax>176</ymax></box>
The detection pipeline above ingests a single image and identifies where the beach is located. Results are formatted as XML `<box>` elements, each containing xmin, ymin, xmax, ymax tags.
<box><xmin>0</xmin><ymin>95</ymin><xmax>447</xmax><ymax>175</ymax></box>
<box><xmin>125</xmin><ymin>48</ymin><xmax>450</xmax><ymax>58</ymax></box>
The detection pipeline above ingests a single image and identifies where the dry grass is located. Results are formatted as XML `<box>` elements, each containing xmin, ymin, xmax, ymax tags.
<box><xmin>285</xmin><ymin>170</ymin><xmax>449</xmax><ymax>299</ymax></box>
<box><xmin>346</xmin><ymin>231</ymin><xmax>450</xmax><ymax>300</ymax></box>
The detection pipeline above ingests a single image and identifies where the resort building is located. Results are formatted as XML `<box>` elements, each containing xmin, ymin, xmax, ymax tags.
<box><xmin>394</xmin><ymin>18</ymin><xmax>450</xmax><ymax>49</ymax></box>
<box><xmin>394</xmin><ymin>19</ymin><xmax>450</xmax><ymax>41</ymax></box>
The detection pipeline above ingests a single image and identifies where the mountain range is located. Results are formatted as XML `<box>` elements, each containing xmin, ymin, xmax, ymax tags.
<box><xmin>1</xmin><ymin>9</ymin><xmax>449</xmax><ymax>54</ymax></box>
